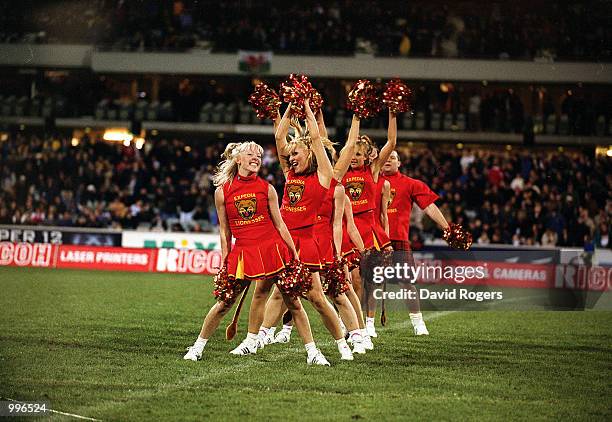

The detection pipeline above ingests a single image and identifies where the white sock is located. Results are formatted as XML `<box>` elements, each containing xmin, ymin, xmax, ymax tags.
<box><xmin>258</xmin><ymin>326</ymin><xmax>270</xmax><ymax>338</ymax></box>
<box><xmin>409</xmin><ymin>312</ymin><xmax>424</xmax><ymax>324</ymax></box>
<box><xmin>336</xmin><ymin>338</ymin><xmax>348</xmax><ymax>349</ymax></box>
<box><xmin>194</xmin><ymin>336</ymin><xmax>208</xmax><ymax>352</ymax></box>
<box><xmin>281</xmin><ymin>324</ymin><xmax>293</xmax><ymax>332</ymax></box>
<box><xmin>305</xmin><ymin>342</ymin><xmax>317</xmax><ymax>356</ymax></box>
<box><xmin>349</xmin><ymin>329</ymin><xmax>363</xmax><ymax>342</ymax></box>
<box><xmin>366</xmin><ymin>317</ymin><xmax>375</xmax><ymax>326</ymax></box>
<box><xmin>269</xmin><ymin>326</ymin><xmax>277</xmax><ymax>337</ymax></box>
<box><xmin>246</xmin><ymin>332</ymin><xmax>258</xmax><ymax>344</ymax></box>
<box><xmin>361</xmin><ymin>328</ymin><xmax>371</xmax><ymax>340</ymax></box>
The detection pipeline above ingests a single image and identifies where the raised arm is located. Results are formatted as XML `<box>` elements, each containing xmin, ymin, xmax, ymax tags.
<box><xmin>332</xmin><ymin>185</ymin><xmax>345</xmax><ymax>258</ymax></box>
<box><xmin>423</xmin><ymin>203</ymin><xmax>450</xmax><ymax>231</ymax></box>
<box><xmin>275</xmin><ymin>104</ymin><xmax>292</xmax><ymax>174</ymax></box>
<box><xmin>381</xmin><ymin>180</ymin><xmax>390</xmax><ymax>235</ymax></box>
<box><xmin>214</xmin><ymin>187</ymin><xmax>232</xmax><ymax>262</ymax></box>
<box><xmin>316</xmin><ymin>109</ymin><xmax>328</xmax><ymax>140</ymax></box>
<box><xmin>305</xmin><ymin>99</ymin><xmax>333</xmax><ymax>188</ymax></box>
<box><xmin>267</xmin><ymin>185</ymin><xmax>299</xmax><ymax>259</ymax></box>
<box><xmin>333</xmin><ymin>115</ymin><xmax>360</xmax><ymax>181</ymax></box>
<box><xmin>372</xmin><ymin>110</ymin><xmax>397</xmax><ymax>177</ymax></box>
<box><xmin>344</xmin><ymin>194</ymin><xmax>365</xmax><ymax>252</ymax></box>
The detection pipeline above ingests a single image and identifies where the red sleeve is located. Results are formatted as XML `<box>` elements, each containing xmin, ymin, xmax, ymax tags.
<box><xmin>410</xmin><ymin>178</ymin><xmax>439</xmax><ymax>210</ymax></box>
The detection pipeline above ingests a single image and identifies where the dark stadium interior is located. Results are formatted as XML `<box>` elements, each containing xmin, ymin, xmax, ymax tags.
<box><xmin>1</xmin><ymin>71</ymin><xmax>611</xmax><ymax>136</ymax></box>
<box><xmin>1</xmin><ymin>0</ymin><xmax>610</xmax><ymax>61</ymax></box>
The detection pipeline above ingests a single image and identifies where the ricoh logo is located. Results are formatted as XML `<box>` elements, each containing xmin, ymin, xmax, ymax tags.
<box><xmin>0</xmin><ymin>242</ymin><xmax>53</xmax><ymax>267</ymax></box>
<box><xmin>156</xmin><ymin>248</ymin><xmax>222</xmax><ymax>274</ymax></box>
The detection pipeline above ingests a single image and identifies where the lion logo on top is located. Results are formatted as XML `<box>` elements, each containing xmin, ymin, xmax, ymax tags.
<box><xmin>346</xmin><ymin>181</ymin><xmax>364</xmax><ymax>201</ymax></box>
<box><xmin>286</xmin><ymin>184</ymin><xmax>305</xmax><ymax>205</ymax></box>
<box><xmin>389</xmin><ymin>188</ymin><xmax>396</xmax><ymax>206</ymax></box>
<box><xmin>235</xmin><ymin>198</ymin><xmax>257</xmax><ymax>220</ymax></box>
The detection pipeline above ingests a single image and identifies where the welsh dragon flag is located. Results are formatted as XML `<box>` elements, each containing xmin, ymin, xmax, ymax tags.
<box><xmin>238</xmin><ymin>50</ymin><xmax>272</xmax><ymax>73</ymax></box>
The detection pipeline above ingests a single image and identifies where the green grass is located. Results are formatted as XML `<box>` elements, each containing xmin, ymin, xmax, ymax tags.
<box><xmin>0</xmin><ymin>267</ymin><xmax>611</xmax><ymax>421</ymax></box>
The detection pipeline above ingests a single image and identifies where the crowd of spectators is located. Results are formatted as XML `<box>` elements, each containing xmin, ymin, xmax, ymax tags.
<box><xmin>1</xmin><ymin>1</ymin><xmax>609</xmax><ymax>61</ymax></box>
<box><xmin>1</xmin><ymin>133</ymin><xmax>610</xmax><ymax>249</ymax></box>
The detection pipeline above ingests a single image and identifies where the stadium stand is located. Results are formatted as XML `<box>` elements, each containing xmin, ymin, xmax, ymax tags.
<box><xmin>0</xmin><ymin>1</ymin><xmax>609</xmax><ymax>61</ymax></box>
<box><xmin>1</xmin><ymin>132</ymin><xmax>609</xmax><ymax>249</ymax></box>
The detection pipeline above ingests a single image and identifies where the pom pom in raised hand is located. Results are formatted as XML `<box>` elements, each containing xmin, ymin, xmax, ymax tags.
<box><xmin>277</xmin><ymin>259</ymin><xmax>313</xmax><ymax>297</ymax></box>
<box><xmin>383</xmin><ymin>79</ymin><xmax>413</xmax><ymax>114</ymax></box>
<box><xmin>443</xmin><ymin>223</ymin><xmax>473</xmax><ymax>250</ymax></box>
<box><xmin>248</xmin><ymin>83</ymin><xmax>281</xmax><ymax>120</ymax></box>
<box><xmin>279</xmin><ymin>74</ymin><xmax>323</xmax><ymax>119</ymax></box>
<box><xmin>347</xmin><ymin>79</ymin><xmax>382</xmax><ymax>119</ymax></box>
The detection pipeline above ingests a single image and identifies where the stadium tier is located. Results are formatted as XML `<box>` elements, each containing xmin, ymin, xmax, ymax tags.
<box><xmin>1</xmin><ymin>1</ymin><xmax>610</xmax><ymax>61</ymax></box>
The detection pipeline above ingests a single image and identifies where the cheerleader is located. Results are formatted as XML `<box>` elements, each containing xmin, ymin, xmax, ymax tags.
<box><xmin>258</xmin><ymin>99</ymin><xmax>354</xmax><ymax>361</ymax></box>
<box><xmin>362</xmin><ymin>145</ymin><xmax>393</xmax><ymax>333</ymax></box>
<box><xmin>342</xmin><ymin>109</ymin><xmax>397</xmax><ymax>338</ymax></box>
<box><xmin>261</xmin><ymin>111</ymin><xmax>372</xmax><ymax>353</ymax></box>
<box><xmin>184</xmin><ymin>141</ymin><xmax>331</xmax><ymax>366</ymax></box>
<box><xmin>381</xmin><ymin>150</ymin><xmax>451</xmax><ymax>335</ymax></box>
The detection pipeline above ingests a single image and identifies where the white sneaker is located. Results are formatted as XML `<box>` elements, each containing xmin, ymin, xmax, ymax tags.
<box><xmin>366</xmin><ymin>323</ymin><xmax>378</xmax><ymax>338</ymax></box>
<box><xmin>352</xmin><ymin>339</ymin><xmax>366</xmax><ymax>354</ymax></box>
<box><xmin>362</xmin><ymin>335</ymin><xmax>374</xmax><ymax>350</ymax></box>
<box><xmin>413</xmin><ymin>321</ymin><xmax>429</xmax><ymax>336</ymax></box>
<box><xmin>262</xmin><ymin>333</ymin><xmax>275</xmax><ymax>346</ymax></box>
<box><xmin>307</xmin><ymin>350</ymin><xmax>331</xmax><ymax>366</ymax></box>
<box><xmin>183</xmin><ymin>346</ymin><xmax>202</xmax><ymax>361</ymax></box>
<box><xmin>338</xmin><ymin>343</ymin><xmax>354</xmax><ymax>360</ymax></box>
<box><xmin>230</xmin><ymin>340</ymin><xmax>258</xmax><ymax>355</ymax></box>
<box><xmin>274</xmin><ymin>330</ymin><xmax>291</xmax><ymax>344</ymax></box>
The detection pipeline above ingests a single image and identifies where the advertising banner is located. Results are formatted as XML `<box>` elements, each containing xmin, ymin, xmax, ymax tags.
<box><xmin>0</xmin><ymin>225</ymin><xmax>122</xmax><ymax>247</ymax></box>
<box><xmin>122</xmin><ymin>231</ymin><xmax>220</xmax><ymax>251</ymax></box>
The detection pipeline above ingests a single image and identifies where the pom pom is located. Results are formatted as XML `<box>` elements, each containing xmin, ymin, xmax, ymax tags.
<box><xmin>248</xmin><ymin>83</ymin><xmax>281</xmax><ymax>120</ymax></box>
<box><xmin>323</xmin><ymin>256</ymin><xmax>350</xmax><ymax>297</ymax></box>
<box><xmin>347</xmin><ymin>79</ymin><xmax>382</xmax><ymax>119</ymax></box>
<box><xmin>279</xmin><ymin>74</ymin><xmax>323</xmax><ymax>119</ymax></box>
<box><xmin>382</xmin><ymin>248</ymin><xmax>394</xmax><ymax>267</ymax></box>
<box><xmin>277</xmin><ymin>259</ymin><xmax>313</xmax><ymax>297</ymax></box>
<box><xmin>345</xmin><ymin>249</ymin><xmax>363</xmax><ymax>270</ymax></box>
<box><xmin>212</xmin><ymin>264</ymin><xmax>244</xmax><ymax>304</ymax></box>
<box><xmin>443</xmin><ymin>223</ymin><xmax>473</xmax><ymax>250</ymax></box>
<box><xmin>383</xmin><ymin>79</ymin><xmax>413</xmax><ymax>114</ymax></box>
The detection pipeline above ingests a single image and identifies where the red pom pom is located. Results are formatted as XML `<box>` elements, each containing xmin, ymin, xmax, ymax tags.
<box><xmin>213</xmin><ymin>264</ymin><xmax>245</xmax><ymax>303</ymax></box>
<box><xmin>248</xmin><ymin>83</ymin><xmax>281</xmax><ymax>120</ymax></box>
<box><xmin>279</xmin><ymin>74</ymin><xmax>323</xmax><ymax>119</ymax></box>
<box><xmin>323</xmin><ymin>256</ymin><xmax>350</xmax><ymax>297</ymax></box>
<box><xmin>347</xmin><ymin>79</ymin><xmax>382</xmax><ymax>119</ymax></box>
<box><xmin>345</xmin><ymin>249</ymin><xmax>363</xmax><ymax>270</ymax></box>
<box><xmin>383</xmin><ymin>79</ymin><xmax>413</xmax><ymax>114</ymax></box>
<box><xmin>276</xmin><ymin>259</ymin><xmax>313</xmax><ymax>297</ymax></box>
<box><xmin>443</xmin><ymin>223</ymin><xmax>473</xmax><ymax>250</ymax></box>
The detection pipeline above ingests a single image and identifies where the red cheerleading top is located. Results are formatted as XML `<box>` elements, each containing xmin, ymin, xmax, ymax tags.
<box><xmin>315</xmin><ymin>178</ymin><xmax>339</xmax><ymax>228</ymax></box>
<box><xmin>373</xmin><ymin>176</ymin><xmax>385</xmax><ymax>227</ymax></box>
<box><xmin>281</xmin><ymin>170</ymin><xmax>328</xmax><ymax>230</ymax></box>
<box><xmin>381</xmin><ymin>171</ymin><xmax>439</xmax><ymax>241</ymax></box>
<box><xmin>342</xmin><ymin>165</ymin><xmax>375</xmax><ymax>215</ymax></box>
<box><xmin>223</xmin><ymin>173</ymin><xmax>276</xmax><ymax>241</ymax></box>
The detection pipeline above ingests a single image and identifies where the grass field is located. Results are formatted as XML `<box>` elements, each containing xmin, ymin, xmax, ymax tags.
<box><xmin>1</xmin><ymin>267</ymin><xmax>611</xmax><ymax>421</ymax></box>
